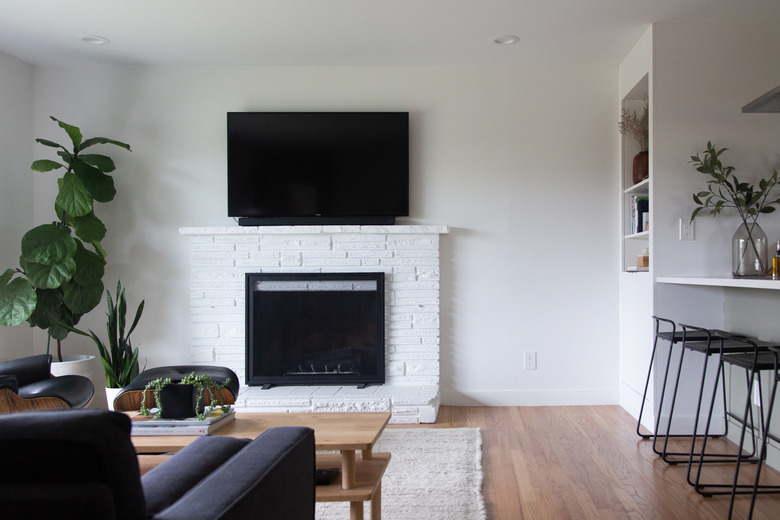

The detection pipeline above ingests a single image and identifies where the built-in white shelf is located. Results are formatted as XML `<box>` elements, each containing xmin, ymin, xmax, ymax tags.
<box><xmin>657</xmin><ymin>276</ymin><xmax>780</xmax><ymax>290</ymax></box>
<box><xmin>624</xmin><ymin>177</ymin><xmax>649</xmax><ymax>195</ymax></box>
<box><xmin>625</xmin><ymin>230</ymin><xmax>649</xmax><ymax>240</ymax></box>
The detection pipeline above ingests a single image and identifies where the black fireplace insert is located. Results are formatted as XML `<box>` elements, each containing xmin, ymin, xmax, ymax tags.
<box><xmin>245</xmin><ymin>272</ymin><xmax>385</xmax><ymax>388</ymax></box>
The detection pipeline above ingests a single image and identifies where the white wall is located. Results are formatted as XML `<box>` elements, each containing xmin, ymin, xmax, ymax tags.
<box><xmin>653</xmin><ymin>22</ymin><xmax>780</xmax><ymax>282</ymax></box>
<box><xmin>650</xmin><ymin>22</ymin><xmax>780</xmax><ymax>464</ymax></box>
<box><xmin>0</xmin><ymin>50</ymin><xmax>33</xmax><ymax>361</ymax></box>
<box><xmin>25</xmin><ymin>64</ymin><xmax>619</xmax><ymax>405</ymax></box>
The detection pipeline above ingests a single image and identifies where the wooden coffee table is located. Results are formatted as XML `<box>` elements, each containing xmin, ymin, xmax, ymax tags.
<box><xmin>132</xmin><ymin>412</ymin><xmax>391</xmax><ymax>520</ymax></box>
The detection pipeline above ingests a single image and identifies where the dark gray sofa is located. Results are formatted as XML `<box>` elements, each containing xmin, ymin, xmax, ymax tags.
<box><xmin>0</xmin><ymin>409</ymin><xmax>315</xmax><ymax>520</ymax></box>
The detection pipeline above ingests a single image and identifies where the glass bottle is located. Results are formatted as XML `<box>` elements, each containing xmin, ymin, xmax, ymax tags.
<box><xmin>732</xmin><ymin>222</ymin><xmax>768</xmax><ymax>278</ymax></box>
<box><xmin>773</xmin><ymin>241</ymin><xmax>780</xmax><ymax>280</ymax></box>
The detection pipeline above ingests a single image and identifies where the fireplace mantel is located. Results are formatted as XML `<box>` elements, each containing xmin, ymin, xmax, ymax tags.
<box><xmin>180</xmin><ymin>224</ymin><xmax>449</xmax><ymax>423</ymax></box>
<box><xmin>180</xmin><ymin>225</ymin><xmax>449</xmax><ymax>236</ymax></box>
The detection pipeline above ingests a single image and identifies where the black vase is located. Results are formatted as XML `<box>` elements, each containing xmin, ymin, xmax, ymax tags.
<box><xmin>159</xmin><ymin>383</ymin><xmax>196</xmax><ymax>419</ymax></box>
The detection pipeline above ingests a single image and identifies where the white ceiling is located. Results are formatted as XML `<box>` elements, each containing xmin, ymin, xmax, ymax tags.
<box><xmin>0</xmin><ymin>0</ymin><xmax>779</xmax><ymax>67</ymax></box>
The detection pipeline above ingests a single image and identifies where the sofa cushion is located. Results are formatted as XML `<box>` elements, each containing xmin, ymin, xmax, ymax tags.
<box><xmin>0</xmin><ymin>409</ymin><xmax>146</xmax><ymax>520</ymax></box>
<box><xmin>142</xmin><ymin>435</ymin><xmax>251</xmax><ymax>515</ymax></box>
<box><xmin>153</xmin><ymin>427</ymin><xmax>315</xmax><ymax>520</ymax></box>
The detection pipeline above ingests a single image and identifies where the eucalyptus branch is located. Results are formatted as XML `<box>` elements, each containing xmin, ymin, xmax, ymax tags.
<box><xmin>690</xmin><ymin>142</ymin><xmax>780</xmax><ymax>275</ymax></box>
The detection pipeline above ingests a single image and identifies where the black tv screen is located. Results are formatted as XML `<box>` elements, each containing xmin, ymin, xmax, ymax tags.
<box><xmin>227</xmin><ymin>112</ymin><xmax>409</xmax><ymax>225</ymax></box>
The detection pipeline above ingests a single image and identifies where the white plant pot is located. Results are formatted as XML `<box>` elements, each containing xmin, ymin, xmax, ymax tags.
<box><xmin>105</xmin><ymin>387</ymin><xmax>122</xmax><ymax>411</ymax></box>
<box><xmin>50</xmin><ymin>354</ymin><xmax>96</xmax><ymax>380</ymax></box>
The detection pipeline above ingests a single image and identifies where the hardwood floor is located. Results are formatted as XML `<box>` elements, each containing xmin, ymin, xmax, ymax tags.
<box><xmin>393</xmin><ymin>405</ymin><xmax>780</xmax><ymax>520</ymax></box>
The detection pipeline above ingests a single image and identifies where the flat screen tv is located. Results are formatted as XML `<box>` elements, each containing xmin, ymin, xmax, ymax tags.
<box><xmin>227</xmin><ymin>112</ymin><xmax>409</xmax><ymax>225</ymax></box>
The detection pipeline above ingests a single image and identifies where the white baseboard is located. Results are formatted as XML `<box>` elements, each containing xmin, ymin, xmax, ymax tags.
<box><xmin>440</xmin><ymin>388</ymin><xmax>619</xmax><ymax>407</ymax></box>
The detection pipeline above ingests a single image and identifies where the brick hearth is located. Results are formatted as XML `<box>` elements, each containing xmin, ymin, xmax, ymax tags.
<box><xmin>180</xmin><ymin>225</ymin><xmax>448</xmax><ymax>423</ymax></box>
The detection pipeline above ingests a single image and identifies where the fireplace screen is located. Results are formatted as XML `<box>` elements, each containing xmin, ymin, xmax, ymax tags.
<box><xmin>245</xmin><ymin>272</ymin><xmax>385</xmax><ymax>388</ymax></box>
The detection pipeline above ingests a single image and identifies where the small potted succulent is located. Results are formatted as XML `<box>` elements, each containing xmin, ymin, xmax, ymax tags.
<box><xmin>139</xmin><ymin>372</ymin><xmax>232</xmax><ymax>420</ymax></box>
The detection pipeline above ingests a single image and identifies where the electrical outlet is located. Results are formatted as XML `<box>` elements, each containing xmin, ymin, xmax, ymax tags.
<box><xmin>524</xmin><ymin>351</ymin><xmax>537</xmax><ymax>370</ymax></box>
<box><xmin>679</xmin><ymin>218</ymin><xmax>695</xmax><ymax>241</ymax></box>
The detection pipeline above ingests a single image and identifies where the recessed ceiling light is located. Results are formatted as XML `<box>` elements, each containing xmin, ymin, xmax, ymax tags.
<box><xmin>78</xmin><ymin>35</ymin><xmax>111</xmax><ymax>45</ymax></box>
<box><xmin>491</xmin><ymin>35</ymin><xmax>520</xmax><ymax>45</ymax></box>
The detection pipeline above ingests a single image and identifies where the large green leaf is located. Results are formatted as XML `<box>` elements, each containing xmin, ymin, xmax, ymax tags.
<box><xmin>79</xmin><ymin>136</ymin><xmax>131</xmax><ymax>152</ymax></box>
<box><xmin>47</xmin><ymin>320</ymin><xmax>71</xmax><ymax>341</ymax></box>
<box><xmin>72</xmin><ymin>242</ymin><xmax>105</xmax><ymax>285</ymax></box>
<box><xmin>35</xmin><ymin>138</ymin><xmax>66</xmax><ymax>151</ymax></box>
<box><xmin>72</xmin><ymin>159</ymin><xmax>116</xmax><ymax>203</ymax></box>
<box><xmin>20</xmin><ymin>223</ymin><xmax>77</xmax><ymax>265</ymax></box>
<box><xmin>80</xmin><ymin>154</ymin><xmax>116</xmax><ymax>173</ymax></box>
<box><xmin>0</xmin><ymin>268</ymin><xmax>13</xmax><ymax>287</ymax></box>
<box><xmin>52</xmin><ymin>117</ymin><xmax>82</xmax><ymax>149</ymax></box>
<box><xmin>30</xmin><ymin>159</ymin><xmax>64</xmax><ymax>173</ymax></box>
<box><xmin>28</xmin><ymin>306</ymin><xmax>54</xmax><ymax>330</ymax></box>
<box><xmin>63</xmin><ymin>279</ymin><xmax>103</xmax><ymax>314</ymax></box>
<box><xmin>24</xmin><ymin>258</ymin><xmax>76</xmax><ymax>289</ymax></box>
<box><xmin>0</xmin><ymin>277</ymin><xmax>37</xmax><ymax>326</ymax></box>
<box><xmin>56</xmin><ymin>171</ymin><xmax>93</xmax><ymax>217</ymax></box>
<box><xmin>36</xmin><ymin>288</ymin><xmax>63</xmax><ymax>311</ymax></box>
<box><xmin>72</xmin><ymin>212</ymin><xmax>107</xmax><ymax>243</ymax></box>
<box><xmin>56</xmin><ymin>150</ymin><xmax>74</xmax><ymax>165</ymax></box>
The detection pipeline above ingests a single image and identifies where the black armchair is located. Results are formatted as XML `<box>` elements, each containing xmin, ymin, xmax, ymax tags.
<box><xmin>0</xmin><ymin>354</ymin><xmax>94</xmax><ymax>413</ymax></box>
<box><xmin>0</xmin><ymin>409</ymin><xmax>315</xmax><ymax>520</ymax></box>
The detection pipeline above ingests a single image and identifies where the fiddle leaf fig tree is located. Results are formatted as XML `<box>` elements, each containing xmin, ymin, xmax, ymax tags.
<box><xmin>0</xmin><ymin>117</ymin><xmax>131</xmax><ymax>360</ymax></box>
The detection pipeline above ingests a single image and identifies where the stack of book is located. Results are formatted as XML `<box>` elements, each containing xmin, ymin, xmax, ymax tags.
<box><xmin>131</xmin><ymin>409</ymin><xmax>236</xmax><ymax>436</ymax></box>
<box><xmin>628</xmin><ymin>195</ymin><xmax>649</xmax><ymax>234</ymax></box>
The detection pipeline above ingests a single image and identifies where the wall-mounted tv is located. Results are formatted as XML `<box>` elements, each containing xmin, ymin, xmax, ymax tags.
<box><xmin>227</xmin><ymin>112</ymin><xmax>409</xmax><ymax>226</ymax></box>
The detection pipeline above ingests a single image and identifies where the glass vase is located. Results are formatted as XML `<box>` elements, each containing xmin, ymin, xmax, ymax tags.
<box><xmin>732</xmin><ymin>222</ymin><xmax>769</xmax><ymax>278</ymax></box>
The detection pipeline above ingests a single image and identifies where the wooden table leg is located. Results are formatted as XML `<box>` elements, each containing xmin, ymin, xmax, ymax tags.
<box><xmin>370</xmin><ymin>482</ymin><xmax>381</xmax><ymax>520</ymax></box>
<box><xmin>361</xmin><ymin>448</ymin><xmax>373</xmax><ymax>460</ymax></box>
<box><xmin>342</xmin><ymin>449</ymin><xmax>356</xmax><ymax>489</ymax></box>
<box><xmin>350</xmin><ymin>501</ymin><xmax>364</xmax><ymax>520</ymax></box>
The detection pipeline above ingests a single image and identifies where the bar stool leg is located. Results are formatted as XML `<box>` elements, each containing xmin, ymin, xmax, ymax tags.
<box><xmin>743</xmin><ymin>359</ymin><xmax>779</xmax><ymax>519</ymax></box>
<box><xmin>726</xmin><ymin>368</ymin><xmax>760</xmax><ymax>512</ymax></box>
<box><xmin>689</xmin><ymin>353</ymin><xmax>760</xmax><ymax>495</ymax></box>
<box><xmin>637</xmin><ymin>317</ymin><xmax>675</xmax><ymax>439</ymax></box>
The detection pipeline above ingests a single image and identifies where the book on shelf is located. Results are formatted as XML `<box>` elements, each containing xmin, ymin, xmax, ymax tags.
<box><xmin>131</xmin><ymin>409</ymin><xmax>235</xmax><ymax>436</ymax></box>
<box><xmin>628</xmin><ymin>195</ymin><xmax>649</xmax><ymax>234</ymax></box>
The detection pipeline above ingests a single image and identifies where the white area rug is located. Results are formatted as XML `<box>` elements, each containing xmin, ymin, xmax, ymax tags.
<box><xmin>316</xmin><ymin>427</ymin><xmax>486</xmax><ymax>520</ymax></box>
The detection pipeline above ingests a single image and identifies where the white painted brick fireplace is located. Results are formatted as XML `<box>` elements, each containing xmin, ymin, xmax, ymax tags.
<box><xmin>180</xmin><ymin>225</ymin><xmax>449</xmax><ymax>423</ymax></box>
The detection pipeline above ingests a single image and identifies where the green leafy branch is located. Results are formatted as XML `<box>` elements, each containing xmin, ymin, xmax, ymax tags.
<box><xmin>690</xmin><ymin>141</ymin><xmax>780</xmax><ymax>274</ymax></box>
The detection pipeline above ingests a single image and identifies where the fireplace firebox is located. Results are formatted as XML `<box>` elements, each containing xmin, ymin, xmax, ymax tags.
<box><xmin>245</xmin><ymin>272</ymin><xmax>385</xmax><ymax>388</ymax></box>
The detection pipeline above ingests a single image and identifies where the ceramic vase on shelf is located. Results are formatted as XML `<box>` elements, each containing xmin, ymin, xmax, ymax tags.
<box><xmin>732</xmin><ymin>222</ymin><xmax>768</xmax><ymax>278</ymax></box>
<box><xmin>632</xmin><ymin>151</ymin><xmax>649</xmax><ymax>184</ymax></box>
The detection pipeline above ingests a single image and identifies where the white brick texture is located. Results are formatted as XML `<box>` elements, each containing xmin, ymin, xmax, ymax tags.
<box><xmin>181</xmin><ymin>225</ymin><xmax>448</xmax><ymax>423</ymax></box>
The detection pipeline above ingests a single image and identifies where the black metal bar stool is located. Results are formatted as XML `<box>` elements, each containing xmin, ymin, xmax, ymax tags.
<box><xmin>725</xmin><ymin>342</ymin><xmax>780</xmax><ymax>519</ymax></box>
<box><xmin>686</xmin><ymin>337</ymin><xmax>780</xmax><ymax>505</ymax></box>
<box><xmin>657</xmin><ymin>324</ymin><xmax>754</xmax><ymax>465</ymax></box>
<box><xmin>636</xmin><ymin>317</ymin><xmax>736</xmax><ymax>442</ymax></box>
<box><xmin>636</xmin><ymin>316</ymin><xmax>678</xmax><ymax>440</ymax></box>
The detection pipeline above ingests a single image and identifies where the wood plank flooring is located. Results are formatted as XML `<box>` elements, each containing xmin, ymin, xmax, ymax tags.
<box><xmin>393</xmin><ymin>405</ymin><xmax>780</xmax><ymax>520</ymax></box>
